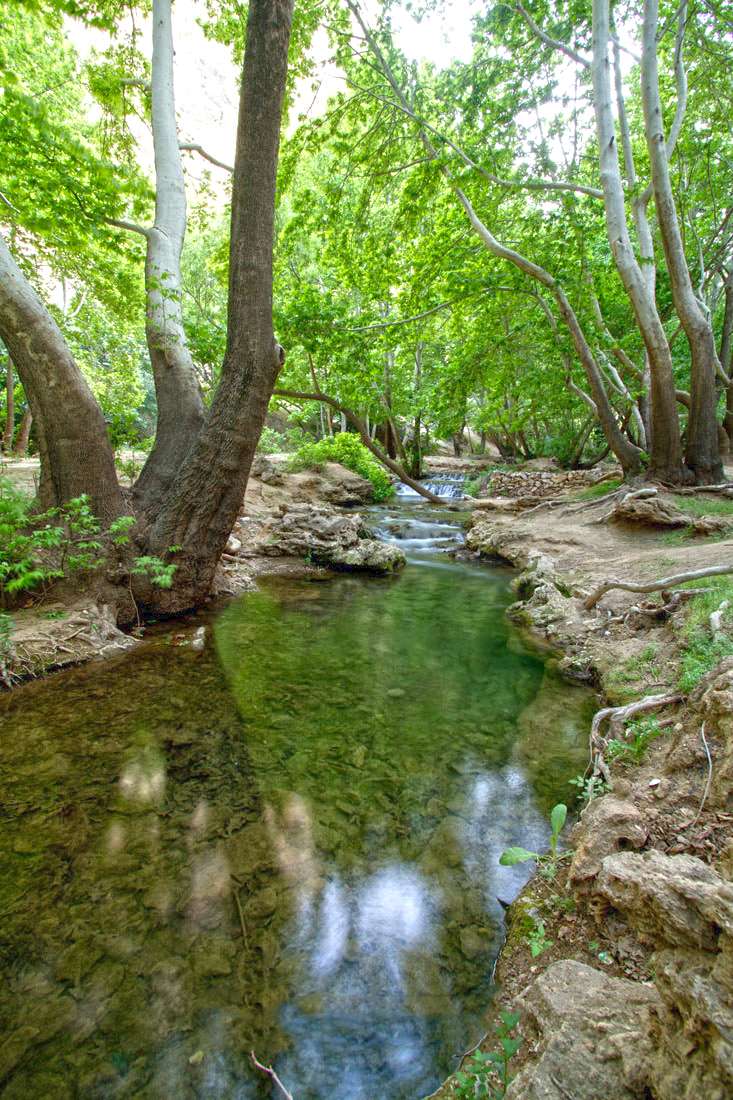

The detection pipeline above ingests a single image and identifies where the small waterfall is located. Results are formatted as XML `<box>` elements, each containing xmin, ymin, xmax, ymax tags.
<box><xmin>394</xmin><ymin>473</ymin><xmax>466</xmax><ymax>500</ymax></box>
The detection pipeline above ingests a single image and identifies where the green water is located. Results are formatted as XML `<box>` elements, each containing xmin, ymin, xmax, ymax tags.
<box><xmin>0</xmin><ymin>546</ymin><xmax>593</xmax><ymax>1099</ymax></box>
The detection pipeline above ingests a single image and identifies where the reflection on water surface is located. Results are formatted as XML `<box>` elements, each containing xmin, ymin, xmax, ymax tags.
<box><xmin>0</xmin><ymin>553</ymin><xmax>593</xmax><ymax>1099</ymax></box>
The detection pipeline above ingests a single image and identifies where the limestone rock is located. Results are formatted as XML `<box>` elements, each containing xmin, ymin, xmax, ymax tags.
<box><xmin>255</xmin><ymin>503</ymin><xmax>364</xmax><ymax>558</ymax></box>
<box><xmin>569</xmin><ymin>797</ymin><xmax>649</xmax><ymax>887</ymax></box>
<box><xmin>504</xmin><ymin>959</ymin><xmax>660</xmax><ymax>1100</ymax></box>
<box><xmin>595</xmin><ymin>850</ymin><xmax>733</xmax><ymax>950</ymax></box>
<box><xmin>326</xmin><ymin>539</ymin><xmax>406</xmax><ymax>574</ymax></box>
<box><xmin>646</xmin><ymin>945</ymin><xmax>733</xmax><ymax>1100</ymax></box>
<box><xmin>610</xmin><ymin>494</ymin><xmax>690</xmax><ymax>528</ymax></box>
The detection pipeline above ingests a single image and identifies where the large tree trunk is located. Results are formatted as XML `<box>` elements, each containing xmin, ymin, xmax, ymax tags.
<box><xmin>641</xmin><ymin>0</ymin><xmax>722</xmax><ymax>483</ymax></box>
<box><xmin>146</xmin><ymin>0</ymin><xmax>295</xmax><ymax>606</ymax></box>
<box><xmin>591</xmin><ymin>0</ymin><xmax>684</xmax><ymax>483</ymax></box>
<box><xmin>2</xmin><ymin>356</ymin><xmax>14</xmax><ymax>452</ymax></box>
<box><xmin>0</xmin><ymin>234</ymin><xmax>124</xmax><ymax>521</ymax></box>
<box><xmin>133</xmin><ymin>0</ymin><xmax>206</xmax><ymax>516</ymax></box>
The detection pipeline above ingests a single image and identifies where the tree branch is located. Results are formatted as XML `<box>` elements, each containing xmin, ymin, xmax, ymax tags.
<box><xmin>273</xmin><ymin>386</ymin><xmax>446</xmax><ymax>503</ymax></box>
<box><xmin>104</xmin><ymin>216</ymin><xmax>150</xmax><ymax>238</ymax></box>
<box><xmin>179</xmin><ymin>142</ymin><xmax>234</xmax><ymax>174</ymax></box>
<box><xmin>514</xmin><ymin>2</ymin><xmax>591</xmax><ymax>68</ymax></box>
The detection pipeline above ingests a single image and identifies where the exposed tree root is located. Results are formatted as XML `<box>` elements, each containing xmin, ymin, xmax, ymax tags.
<box><xmin>584</xmin><ymin>564</ymin><xmax>733</xmax><ymax>610</ymax></box>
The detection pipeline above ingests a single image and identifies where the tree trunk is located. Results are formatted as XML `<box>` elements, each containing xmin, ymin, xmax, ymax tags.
<box><xmin>146</xmin><ymin>0</ymin><xmax>295</xmax><ymax>606</ymax></box>
<box><xmin>721</xmin><ymin>277</ymin><xmax>733</xmax><ymax>448</ymax></box>
<box><xmin>133</xmin><ymin>0</ymin><xmax>206</xmax><ymax>516</ymax></box>
<box><xmin>592</xmin><ymin>0</ymin><xmax>684</xmax><ymax>482</ymax></box>
<box><xmin>0</xmin><ymin>234</ymin><xmax>124</xmax><ymax>521</ymax></box>
<box><xmin>641</xmin><ymin>0</ymin><xmax>722</xmax><ymax>483</ymax></box>
<box><xmin>2</xmin><ymin>356</ymin><xmax>14</xmax><ymax>452</ymax></box>
<box><xmin>14</xmin><ymin>407</ymin><xmax>32</xmax><ymax>457</ymax></box>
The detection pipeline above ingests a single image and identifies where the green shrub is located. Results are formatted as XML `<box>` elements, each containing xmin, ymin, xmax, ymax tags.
<box><xmin>0</xmin><ymin>479</ymin><xmax>178</xmax><ymax>606</ymax></box>
<box><xmin>288</xmin><ymin>433</ymin><xmax>394</xmax><ymax>501</ymax></box>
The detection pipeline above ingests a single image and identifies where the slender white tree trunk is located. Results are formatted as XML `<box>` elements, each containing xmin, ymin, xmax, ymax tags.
<box><xmin>134</xmin><ymin>0</ymin><xmax>206</xmax><ymax>515</ymax></box>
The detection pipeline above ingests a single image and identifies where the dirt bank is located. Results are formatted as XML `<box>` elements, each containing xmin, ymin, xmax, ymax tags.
<box><xmin>431</xmin><ymin>474</ymin><xmax>733</xmax><ymax>1100</ymax></box>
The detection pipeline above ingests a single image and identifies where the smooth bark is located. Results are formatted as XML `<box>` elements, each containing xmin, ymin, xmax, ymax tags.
<box><xmin>0</xmin><ymin>234</ymin><xmax>123</xmax><ymax>521</ymax></box>
<box><xmin>641</xmin><ymin>0</ymin><xmax>722</xmax><ymax>482</ymax></box>
<box><xmin>133</xmin><ymin>0</ymin><xmax>206</xmax><ymax>515</ymax></box>
<box><xmin>592</xmin><ymin>0</ymin><xmax>684</xmax><ymax>481</ymax></box>
<box><xmin>147</xmin><ymin>0</ymin><xmax>295</xmax><ymax>604</ymax></box>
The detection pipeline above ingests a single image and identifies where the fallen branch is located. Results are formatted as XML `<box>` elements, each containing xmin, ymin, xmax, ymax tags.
<box><xmin>250</xmin><ymin>1052</ymin><xmax>294</xmax><ymax>1100</ymax></box>
<box><xmin>584</xmin><ymin>564</ymin><xmax>733</xmax><ymax>610</ymax></box>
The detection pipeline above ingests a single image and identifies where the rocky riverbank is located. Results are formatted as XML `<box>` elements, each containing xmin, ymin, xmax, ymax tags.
<box><xmin>431</xmin><ymin>473</ymin><xmax>733</xmax><ymax>1100</ymax></box>
<box><xmin>1</xmin><ymin>457</ymin><xmax>405</xmax><ymax>685</ymax></box>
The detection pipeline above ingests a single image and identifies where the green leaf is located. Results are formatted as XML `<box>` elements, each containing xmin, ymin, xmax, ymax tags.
<box><xmin>550</xmin><ymin>803</ymin><xmax>567</xmax><ymax>837</ymax></box>
<box><xmin>499</xmin><ymin>846</ymin><xmax>537</xmax><ymax>866</ymax></box>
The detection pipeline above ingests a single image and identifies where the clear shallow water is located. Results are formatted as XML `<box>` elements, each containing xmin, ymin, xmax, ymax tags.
<box><xmin>0</xmin><ymin>502</ymin><xmax>593</xmax><ymax>1099</ymax></box>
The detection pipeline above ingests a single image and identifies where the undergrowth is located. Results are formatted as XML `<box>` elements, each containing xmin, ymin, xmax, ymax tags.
<box><xmin>288</xmin><ymin>433</ymin><xmax>394</xmax><ymax>501</ymax></box>
<box><xmin>678</xmin><ymin>576</ymin><xmax>733</xmax><ymax>691</ymax></box>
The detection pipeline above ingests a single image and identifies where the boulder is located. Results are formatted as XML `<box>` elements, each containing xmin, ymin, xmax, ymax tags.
<box><xmin>569</xmin><ymin>797</ymin><xmax>649</xmax><ymax>887</ymax></box>
<box><xmin>326</xmin><ymin>539</ymin><xmax>405</xmax><ymax>574</ymax></box>
<box><xmin>255</xmin><ymin>503</ymin><xmax>364</xmax><ymax>558</ymax></box>
<box><xmin>594</xmin><ymin>850</ymin><xmax>733</xmax><ymax>951</ymax></box>
<box><xmin>646</xmin><ymin>944</ymin><xmax>733</xmax><ymax>1100</ymax></box>
<box><xmin>504</xmin><ymin>960</ymin><xmax>660</xmax><ymax>1100</ymax></box>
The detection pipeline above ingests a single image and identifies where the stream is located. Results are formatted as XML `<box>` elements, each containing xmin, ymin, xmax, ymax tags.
<box><xmin>0</xmin><ymin>480</ymin><xmax>594</xmax><ymax>1099</ymax></box>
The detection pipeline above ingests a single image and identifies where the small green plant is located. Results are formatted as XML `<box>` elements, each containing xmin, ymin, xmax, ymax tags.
<box><xmin>677</xmin><ymin>577</ymin><xmax>733</xmax><ymax>691</ymax></box>
<box><xmin>131</xmin><ymin>546</ymin><xmax>180</xmax><ymax>589</ymax></box>
<box><xmin>116</xmin><ymin>456</ymin><xmax>143</xmax><ymax>483</ymax></box>
<box><xmin>454</xmin><ymin>1011</ymin><xmax>521</xmax><ymax>1099</ymax></box>
<box><xmin>499</xmin><ymin>803</ymin><xmax>568</xmax><ymax>875</ymax></box>
<box><xmin>569</xmin><ymin>773</ymin><xmax>610</xmax><ymax>806</ymax></box>
<box><xmin>526</xmin><ymin>918</ymin><xmax>553</xmax><ymax>958</ymax></box>
<box><xmin>256</xmin><ymin>426</ymin><xmax>287</xmax><ymax>454</ymax></box>
<box><xmin>288</xmin><ymin>433</ymin><xmax>394</xmax><ymax>501</ymax></box>
<box><xmin>607</xmin><ymin>715</ymin><xmax>662</xmax><ymax>764</ymax></box>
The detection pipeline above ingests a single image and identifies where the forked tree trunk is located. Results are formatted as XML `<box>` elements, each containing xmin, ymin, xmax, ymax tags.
<box><xmin>133</xmin><ymin>0</ymin><xmax>205</xmax><ymax>515</ymax></box>
<box><xmin>146</xmin><ymin>0</ymin><xmax>295</xmax><ymax>606</ymax></box>
<box><xmin>0</xmin><ymin>235</ymin><xmax>124</xmax><ymax>521</ymax></box>
<box><xmin>3</xmin><ymin>357</ymin><xmax>14</xmax><ymax>452</ymax></box>
<box><xmin>591</xmin><ymin>0</ymin><xmax>684</xmax><ymax>482</ymax></box>
<box><xmin>641</xmin><ymin>0</ymin><xmax>722</xmax><ymax>483</ymax></box>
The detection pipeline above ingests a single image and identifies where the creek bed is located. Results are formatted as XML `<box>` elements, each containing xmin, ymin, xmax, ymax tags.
<box><xmin>0</xmin><ymin>496</ymin><xmax>594</xmax><ymax>1099</ymax></box>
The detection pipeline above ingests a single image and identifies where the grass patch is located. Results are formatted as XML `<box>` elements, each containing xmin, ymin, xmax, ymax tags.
<box><xmin>659</xmin><ymin>525</ymin><xmax>732</xmax><ymax>546</ymax></box>
<box><xmin>574</xmin><ymin>477</ymin><xmax>622</xmax><ymax>501</ymax></box>
<box><xmin>673</xmin><ymin>495</ymin><xmax>733</xmax><ymax>517</ymax></box>
<box><xmin>605</xmin><ymin>646</ymin><xmax>664</xmax><ymax>703</ymax></box>
<box><xmin>678</xmin><ymin>576</ymin><xmax>733</xmax><ymax>692</ymax></box>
